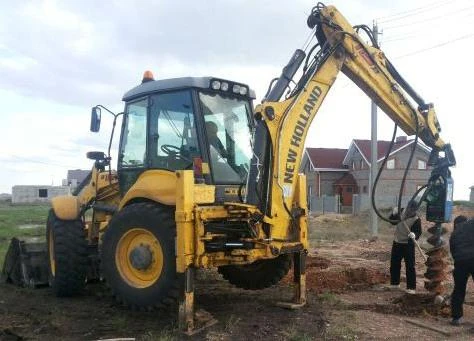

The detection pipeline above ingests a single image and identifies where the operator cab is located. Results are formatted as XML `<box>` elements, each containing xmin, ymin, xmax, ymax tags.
<box><xmin>119</xmin><ymin>72</ymin><xmax>256</xmax><ymax>201</ymax></box>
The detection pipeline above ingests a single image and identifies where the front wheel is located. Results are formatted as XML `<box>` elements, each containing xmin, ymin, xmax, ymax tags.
<box><xmin>46</xmin><ymin>209</ymin><xmax>88</xmax><ymax>296</ymax></box>
<box><xmin>101</xmin><ymin>202</ymin><xmax>179</xmax><ymax>310</ymax></box>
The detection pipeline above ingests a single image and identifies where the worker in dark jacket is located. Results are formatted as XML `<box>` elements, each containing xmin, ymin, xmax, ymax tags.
<box><xmin>449</xmin><ymin>215</ymin><xmax>473</xmax><ymax>326</ymax></box>
<box><xmin>388</xmin><ymin>207</ymin><xmax>422</xmax><ymax>294</ymax></box>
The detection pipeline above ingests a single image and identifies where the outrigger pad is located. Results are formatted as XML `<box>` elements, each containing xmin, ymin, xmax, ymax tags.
<box><xmin>1</xmin><ymin>237</ymin><xmax>49</xmax><ymax>287</ymax></box>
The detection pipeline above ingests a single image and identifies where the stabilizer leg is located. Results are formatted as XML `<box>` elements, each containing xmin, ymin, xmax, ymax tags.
<box><xmin>276</xmin><ymin>251</ymin><xmax>307</xmax><ymax>309</ymax></box>
<box><xmin>178</xmin><ymin>267</ymin><xmax>217</xmax><ymax>336</ymax></box>
<box><xmin>179</xmin><ymin>267</ymin><xmax>195</xmax><ymax>334</ymax></box>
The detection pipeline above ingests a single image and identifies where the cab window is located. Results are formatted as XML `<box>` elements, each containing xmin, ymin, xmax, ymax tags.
<box><xmin>199</xmin><ymin>92</ymin><xmax>253</xmax><ymax>184</ymax></box>
<box><xmin>120</xmin><ymin>99</ymin><xmax>147</xmax><ymax>167</ymax></box>
<box><xmin>149</xmin><ymin>91</ymin><xmax>200</xmax><ymax>170</ymax></box>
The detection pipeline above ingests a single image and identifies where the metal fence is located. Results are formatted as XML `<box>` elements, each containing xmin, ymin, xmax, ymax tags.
<box><xmin>352</xmin><ymin>194</ymin><xmax>413</xmax><ymax>214</ymax></box>
<box><xmin>308</xmin><ymin>194</ymin><xmax>414</xmax><ymax>215</ymax></box>
<box><xmin>308</xmin><ymin>195</ymin><xmax>340</xmax><ymax>213</ymax></box>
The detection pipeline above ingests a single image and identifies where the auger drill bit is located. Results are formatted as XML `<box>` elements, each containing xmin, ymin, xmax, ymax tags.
<box><xmin>424</xmin><ymin>222</ymin><xmax>449</xmax><ymax>296</ymax></box>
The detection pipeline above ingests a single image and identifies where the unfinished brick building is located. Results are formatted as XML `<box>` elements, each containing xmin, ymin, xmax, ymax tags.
<box><xmin>301</xmin><ymin>136</ymin><xmax>432</xmax><ymax>210</ymax></box>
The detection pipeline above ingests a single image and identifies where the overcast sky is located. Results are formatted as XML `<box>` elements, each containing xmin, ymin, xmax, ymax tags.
<box><xmin>0</xmin><ymin>0</ymin><xmax>472</xmax><ymax>199</ymax></box>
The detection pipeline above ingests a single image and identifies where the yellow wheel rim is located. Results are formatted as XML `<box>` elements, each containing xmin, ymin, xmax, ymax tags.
<box><xmin>48</xmin><ymin>228</ymin><xmax>56</xmax><ymax>276</ymax></box>
<box><xmin>115</xmin><ymin>228</ymin><xmax>164</xmax><ymax>288</ymax></box>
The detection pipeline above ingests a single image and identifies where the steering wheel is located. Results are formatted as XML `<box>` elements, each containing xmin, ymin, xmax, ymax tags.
<box><xmin>161</xmin><ymin>144</ymin><xmax>181</xmax><ymax>155</ymax></box>
<box><xmin>160</xmin><ymin>144</ymin><xmax>192</xmax><ymax>163</ymax></box>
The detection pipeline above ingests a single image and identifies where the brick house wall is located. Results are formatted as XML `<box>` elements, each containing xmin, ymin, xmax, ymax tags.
<box><xmin>301</xmin><ymin>155</ymin><xmax>347</xmax><ymax>197</ymax></box>
<box><xmin>302</xmin><ymin>138</ymin><xmax>431</xmax><ymax>209</ymax></box>
<box><xmin>372</xmin><ymin>144</ymin><xmax>430</xmax><ymax>198</ymax></box>
<box><xmin>348</xmin><ymin>147</ymin><xmax>370</xmax><ymax>194</ymax></box>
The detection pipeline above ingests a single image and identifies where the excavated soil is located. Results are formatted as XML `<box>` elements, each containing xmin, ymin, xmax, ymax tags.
<box><xmin>283</xmin><ymin>255</ymin><xmax>389</xmax><ymax>294</ymax></box>
<box><xmin>1</xmin><ymin>206</ymin><xmax>474</xmax><ymax>340</ymax></box>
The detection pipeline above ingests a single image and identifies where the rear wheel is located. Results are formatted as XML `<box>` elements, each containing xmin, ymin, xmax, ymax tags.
<box><xmin>218</xmin><ymin>254</ymin><xmax>292</xmax><ymax>290</ymax></box>
<box><xmin>46</xmin><ymin>209</ymin><xmax>88</xmax><ymax>296</ymax></box>
<box><xmin>101</xmin><ymin>202</ymin><xmax>179</xmax><ymax>310</ymax></box>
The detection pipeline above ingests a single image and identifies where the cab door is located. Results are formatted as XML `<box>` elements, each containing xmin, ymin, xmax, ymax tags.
<box><xmin>148</xmin><ymin>90</ymin><xmax>201</xmax><ymax>171</ymax></box>
<box><xmin>117</xmin><ymin>97</ymin><xmax>148</xmax><ymax>195</ymax></box>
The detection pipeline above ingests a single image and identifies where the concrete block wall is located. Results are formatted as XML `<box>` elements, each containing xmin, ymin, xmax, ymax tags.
<box><xmin>351</xmin><ymin>169</ymin><xmax>369</xmax><ymax>193</ymax></box>
<box><xmin>306</xmin><ymin>171</ymin><xmax>347</xmax><ymax>198</ymax></box>
<box><xmin>390</xmin><ymin>145</ymin><xmax>428</xmax><ymax>168</ymax></box>
<box><xmin>12</xmin><ymin>185</ymin><xmax>70</xmax><ymax>204</ymax></box>
<box><xmin>309</xmin><ymin>195</ymin><xmax>340</xmax><ymax>213</ymax></box>
<box><xmin>320</xmin><ymin>172</ymin><xmax>346</xmax><ymax>195</ymax></box>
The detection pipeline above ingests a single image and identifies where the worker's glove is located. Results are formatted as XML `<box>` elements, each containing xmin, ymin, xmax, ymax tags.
<box><xmin>408</xmin><ymin>232</ymin><xmax>416</xmax><ymax>240</ymax></box>
<box><xmin>392</xmin><ymin>207</ymin><xmax>398</xmax><ymax>215</ymax></box>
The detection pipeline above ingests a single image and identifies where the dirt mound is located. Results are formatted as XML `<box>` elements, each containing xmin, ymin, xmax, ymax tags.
<box><xmin>392</xmin><ymin>294</ymin><xmax>451</xmax><ymax>317</ymax></box>
<box><xmin>348</xmin><ymin>294</ymin><xmax>450</xmax><ymax>318</ymax></box>
<box><xmin>306</xmin><ymin>255</ymin><xmax>331</xmax><ymax>269</ymax></box>
<box><xmin>307</xmin><ymin>266</ymin><xmax>389</xmax><ymax>293</ymax></box>
<box><xmin>285</xmin><ymin>255</ymin><xmax>389</xmax><ymax>294</ymax></box>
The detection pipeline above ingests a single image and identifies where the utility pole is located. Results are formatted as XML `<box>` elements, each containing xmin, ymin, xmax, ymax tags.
<box><xmin>369</xmin><ymin>22</ymin><xmax>379</xmax><ymax>238</ymax></box>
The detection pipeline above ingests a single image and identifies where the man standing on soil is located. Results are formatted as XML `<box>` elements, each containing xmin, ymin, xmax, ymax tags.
<box><xmin>388</xmin><ymin>207</ymin><xmax>422</xmax><ymax>294</ymax></box>
<box><xmin>449</xmin><ymin>215</ymin><xmax>474</xmax><ymax>326</ymax></box>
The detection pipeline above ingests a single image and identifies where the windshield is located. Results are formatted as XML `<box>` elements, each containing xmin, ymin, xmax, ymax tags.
<box><xmin>199</xmin><ymin>92</ymin><xmax>253</xmax><ymax>184</ymax></box>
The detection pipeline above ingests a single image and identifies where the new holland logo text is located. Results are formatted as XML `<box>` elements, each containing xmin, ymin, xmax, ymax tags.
<box><xmin>284</xmin><ymin>85</ymin><xmax>322</xmax><ymax>184</ymax></box>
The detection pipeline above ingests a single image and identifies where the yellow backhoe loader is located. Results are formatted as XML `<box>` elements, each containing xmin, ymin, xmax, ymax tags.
<box><xmin>2</xmin><ymin>3</ymin><xmax>456</xmax><ymax>335</ymax></box>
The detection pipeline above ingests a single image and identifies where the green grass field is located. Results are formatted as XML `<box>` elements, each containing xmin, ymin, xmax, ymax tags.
<box><xmin>0</xmin><ymin>201</ymin><xmax>50</xmax><ymax>265</ymax></box>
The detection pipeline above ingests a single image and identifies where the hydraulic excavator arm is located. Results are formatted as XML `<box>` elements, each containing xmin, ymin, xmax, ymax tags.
<box><xmin>246</xmin><ymin>3</ymin><xmax>454</xmax><ymax>228</ymax></box>
<box><xmin>245</xmin><ymin>3</ymin><xmax>455</xmax><ymax>299</ymax></box>
<box><xmin>314</xmin><ymin>5</ymin><xmax>446</xmax><ymax>150</ymax></box>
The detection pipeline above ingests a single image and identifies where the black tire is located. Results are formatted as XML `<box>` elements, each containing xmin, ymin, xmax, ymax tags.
<box><xmin>46</xmin><ymin>209</ymin><xmax>88</xmax><ymax>296</ymax></box>
<box><xmin>218</xmin><ymin>254</ymin><xmax>292</xmax><ymax>290</ymax></box>
<box><xmin>101</xmin><ymin>202</ymin><xmax>179</xmax><ymax>310</ymax></box>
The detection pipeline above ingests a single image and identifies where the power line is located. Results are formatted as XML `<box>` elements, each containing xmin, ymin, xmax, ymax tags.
<box><xmin>383</xmin><ymin>5</ymin><xmax>474</xmax><ymax>30</ymax></box>
<box><xmin>383</xmin><ymin>34</ymin><xmax>419</xmax><ymax>43</ymax></box>
<box><xmin>383</xmin><ymin>28</ymin><xmax>474</xmax><ymax>43</ymax></box>
<box><xmin>394</xmin><ymin>33</ymin><xmax>474</xmax><ymax>58</ymax></box>
<box><xmin>377</xmin><ymin>0</ymin><xmax>459</xmax><ymax>23</ymax></box>
<box><xmin>383</xmin><ymin>15</ymin><xmax>474</xmax><ymax>43</ymax></box>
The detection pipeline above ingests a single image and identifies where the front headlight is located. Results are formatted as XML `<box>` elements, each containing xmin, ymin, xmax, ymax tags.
<box><xmin>232</xmin><ymin>84</ymin><xmax>240</xmax><ymax>94</ymax></box>
<box><xmin>221</xmin><ymin>82</ymin><xmax>229</xmax><ymax>91</ymax></box>
<box><xmin>239</xmin><ymin>86</ymin><xmax>248</xmax><ymax>95</ymax></box>
<box><xmin>211</xmin><ymin>80</ymin><xmax>221</xmax><ymax>90</ymax></box>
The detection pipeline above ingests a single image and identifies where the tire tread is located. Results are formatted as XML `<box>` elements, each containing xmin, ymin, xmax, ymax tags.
<box><xmin>101</xmin><ymin>203</ymin><xmax>179</xmax><ymax>310</ymax></box>
<box><xmin>218</xmin><ymin>254</ymin><xmax>292</xmax><ymax>290</ymax></box>
<box><xmin>47</xmin><ymin>210</ymin><xmax>88</xmax><ymax>297</ymax></box>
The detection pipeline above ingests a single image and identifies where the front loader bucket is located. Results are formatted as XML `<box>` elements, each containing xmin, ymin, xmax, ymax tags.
<box><xmin>1</xmin><ymin>237</ymin><xmax>49</xmax><ymax>288</ymax></box>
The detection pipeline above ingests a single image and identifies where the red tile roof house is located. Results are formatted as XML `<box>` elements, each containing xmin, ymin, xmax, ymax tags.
<box><xmin>300</xmin><ymin>136</ymin><xmax>432</xmax><ymax>212</ymax></box>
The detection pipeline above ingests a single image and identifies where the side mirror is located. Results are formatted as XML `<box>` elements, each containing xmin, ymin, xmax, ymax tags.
<box><xmin>90</xmin><ymin>107</ymin><xmax>101</xmax><ymax>132</ymax></box>
<box><xmin>86</xmin><ymin>151</ymin><xmax>106</xmax><ymax>161</ymax></box>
